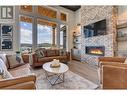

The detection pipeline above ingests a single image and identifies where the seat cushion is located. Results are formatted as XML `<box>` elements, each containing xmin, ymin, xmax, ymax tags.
<box><xmin>9</xmin><ymin>67</ymin><xmax>31</xmax><ymax>77</ymax></box>
<box><xmin>37</xmin><ymin>57</ymin><xmax>54</xmax><ymax>63</ymax></box>
<box><xmin>9</xmin><ymin>64</ymin><xmax>30</xmax><ymax>71</ymax></box>
<box><xmin>37</xmin><ymin>56</ymin><xmax>67</xmax><ymax>63</ymax></box>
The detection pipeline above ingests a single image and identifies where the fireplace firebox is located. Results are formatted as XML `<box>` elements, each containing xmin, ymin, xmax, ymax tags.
<box><xmin>85</xmin><ymin>46</ymin><xmax>105</xmax><ymax>56</ymax></box>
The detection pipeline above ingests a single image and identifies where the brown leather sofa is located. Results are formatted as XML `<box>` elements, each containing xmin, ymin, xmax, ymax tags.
<box><xmin>30</xmin><ymin>49</ymin><xmax>70</xmax><ymax>68</ymax></box>
<box><xmin>0</xmin><ymin>53</ymin><xmax>36</xmax><ymax>89</ymax></box>
<box><xmin>98</xmin><ymin>57</ymin><xmax>127</xmax><ymax>89</ymax></box>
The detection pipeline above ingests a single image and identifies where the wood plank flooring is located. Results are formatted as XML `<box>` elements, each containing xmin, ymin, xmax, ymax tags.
<box><xmin>68</xmin><ymin>60</ymin><xmax>99</xmax><ymax>84</ymax></box>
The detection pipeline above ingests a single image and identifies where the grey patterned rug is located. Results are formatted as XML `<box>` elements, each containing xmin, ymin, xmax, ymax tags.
<box><xmin>31</xmin><ymin>68</ymin><xmax>98</xmax><ymax>89</ymax></box>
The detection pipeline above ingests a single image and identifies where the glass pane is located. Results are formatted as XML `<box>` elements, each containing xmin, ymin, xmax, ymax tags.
<box><xmin>20</xmin><ymin>16</ymin><xmax>33</xmax><ymax>53</ymax></box>
<box><xmin>60</xmin><ymin>12</ymin><xmax>67</xmax><ymax>21</ymax></box>
<box><xmin>60</xmin><ymin>24</ymin><xmax>67</xmax><ymax>49</ymax></box>
<box><xmin>60</xmin><ymin>31</ymin><xmax>63</xmax><ymax>48</ymax></box>
<box><xmin>37</xmin><ymin>19</ymin><xmax>56</xmax><ymax>49</ymax></box>
<box><xmin>37</xmin><ymin>6</ymin><xmax>57</xmax><ymax>19</ymax></box>
<box><xmin>20</xmin><ymin>6</ymin><xmax>32</xmax><ymax>12</ymax></box>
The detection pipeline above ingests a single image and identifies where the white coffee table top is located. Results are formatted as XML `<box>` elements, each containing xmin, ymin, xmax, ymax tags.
<box><xmin>43</xmin><ymin>62</ymin><xmax>69</xmax><ymax>74</ymax></box>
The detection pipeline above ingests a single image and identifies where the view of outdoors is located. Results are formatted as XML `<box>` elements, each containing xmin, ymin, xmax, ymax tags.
<box><xmin>20</xmin><ymin>21</ymin><xmax>32</xmax><ymax>53</ymax></box>
<box><xmin>20</xmin><ymin>21</ymin><xmax>53</xmax><ymax>52</ymax></box>
<box><xmin>60</xmin><ymin>31</ymin><xmax>63</xmax><ymax>48</ymax></box>
<box><xmin>37</xmin><ymin>24</ymin><xmax>52</xmax><ymax>48</ymax></box>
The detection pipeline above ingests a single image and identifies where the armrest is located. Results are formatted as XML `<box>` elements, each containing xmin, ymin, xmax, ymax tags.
<box><xmin>0</xmin><ymin>74</ymin><xmax>36</xmax><ymax>88</ymax></box>
<box><xmin>2</xmin><ymin>81</ymin><xmax>36</xmax><ymax>89</ymax></box>
<box><xmin>32</xmin><ymin>53</ymin><xmax>38</xmax><ymax>63</ymax></box>
<box><xmin>98</xmin><ymin>57</ymin><xmax>126</xmax><ymax>63</ymax></box>
<box><xmin>66</xmin><ymin>52</ymin><xmax>70</xmax><ymax>61</ymax></box>
<box><xmin>102</xmin><ymin>65</ymin><xmax>127</xmax><ymax>89</ymax></box>
<box><xmin>100</xmin><ymin>62</ymin><xmax>124</xmax><ymax>67</ymax></box>
<box><xmin>22</xmin><ymin>54</ymin><xmax>29</xmax><ymax>63</ymax></box>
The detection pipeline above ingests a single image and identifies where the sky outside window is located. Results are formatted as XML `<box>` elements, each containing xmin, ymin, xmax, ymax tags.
<box><xmin>37</xmin><ymin>24</ymin><xmax>52</xmax><ymax>47</ymax></box>
<box><xmin>20</xmin><ymin>21</ymin><xmax>32</xmax><ymax>44</ymax></box>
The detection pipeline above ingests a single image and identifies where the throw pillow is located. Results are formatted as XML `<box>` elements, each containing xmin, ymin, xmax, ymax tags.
<box><xmin>35</xmin><ymin>50</ymin><xmax>45</xmax><ymax>58</ymax></box>
<box><xmin>59</xmin><ymin>49</ymin><xmax>66</xmax><ymax>56</ymax></box>
<box><xmin>0</xmin><ymin>58</ymin><xmax>7</xmax><ymax>70</ymax></box>
<box><xmin>35</xmin><ymin>48</ymin><xmax>45</xmax><ymax>58</ymax></box>
<box><xmin>7</xmin><ymin>55</ymin><xmax>24</xmax><ymax>69</ymax></box>
<box><xmin>16</xmin><ymin>53</ymin><xmax>24</xmax><ymax>64</ymax></box>
<box><xmin>124</xmin><ymin>58</ymin><xmax>127</xmax><ymax>64</ymax></box>
<box><xmin>0</xmin><ymin>68</ymin><xmax>13</xmax><ymax>79</ymax></box>
<box><xmin>0</xmin><ymin>59</ymin><xmax>13</xmax><ymax>79</ymax></box>
<box><xmin>0</xmin><ymin>75</ymin><xmax>3</xmax><ymax>79</ymax></box>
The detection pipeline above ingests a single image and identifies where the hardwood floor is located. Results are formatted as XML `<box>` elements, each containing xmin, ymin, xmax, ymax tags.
<box><xmin>68</xmin><ymin>60</ymin><xmax>99</xmax><ymax>84</ymax></box>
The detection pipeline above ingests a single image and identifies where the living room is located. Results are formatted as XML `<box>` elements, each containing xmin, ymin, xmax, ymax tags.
<box><xmin>0</xmin><ymin>5</ymin><xmax>127</xmax><ymax>90</ymax></box>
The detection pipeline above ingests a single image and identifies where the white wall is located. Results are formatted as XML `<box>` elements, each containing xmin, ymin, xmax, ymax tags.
<box><xmin>117</xmin><ymin>6</ymin><xmax>127</xmax><ymax>55</ymax></box>
<box><xmin>75</xmin><ymin>9</ymin><xmax>81</xmax><ymax>25</ymax></box>
<box><xmin>118</xmin><ymin>6</ymin><xmax>127</xmax><ymax>21</ymax></box>
<box><xmin>0</xmin><ymin>6</ymin><xmax>19</xmax><ymax>54</ymax></box>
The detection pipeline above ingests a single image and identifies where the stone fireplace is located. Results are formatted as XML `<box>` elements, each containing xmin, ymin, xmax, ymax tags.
<box><xmin>85</xmin><ymin>46</ymin><xmax>105</xmax><ymax>56</ymax></box>
<box><xmin>80</xmin><ymin>6</ymin><xmax>117</xmax><ymax>65</ymax></box>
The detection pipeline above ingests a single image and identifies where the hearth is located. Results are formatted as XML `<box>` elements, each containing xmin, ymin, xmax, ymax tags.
<box><xmin>85</xmin><ymin>46</ymin><xmax>105</xmax><ymax>56</ymax></box>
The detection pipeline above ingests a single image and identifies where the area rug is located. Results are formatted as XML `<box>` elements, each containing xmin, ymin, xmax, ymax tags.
<box><xmin>31</xmin><ymin>68</ymin><xmax>98</xmax><ymax>89</ymax></box>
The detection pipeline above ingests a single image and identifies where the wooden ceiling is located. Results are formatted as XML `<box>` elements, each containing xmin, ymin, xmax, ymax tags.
<box><xmin>37</xmin><ymin>6</ymin><xmax>57</xmax><ymax>19</ymax></box>
<box><xmin>61</xmin><ymin>6</ymin><xmax>81</xmax><ymax>11</ymax></box>
<box><xmin>20</xmin><ymin>6</ymin><xmax>67</xmax><ymax>22</ymax></box>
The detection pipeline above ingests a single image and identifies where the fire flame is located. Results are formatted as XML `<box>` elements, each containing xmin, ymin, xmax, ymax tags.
<box><xmin>90</xmin><ymin>49</ymin><xmax>103</xmax><ymax>54</ymax></box>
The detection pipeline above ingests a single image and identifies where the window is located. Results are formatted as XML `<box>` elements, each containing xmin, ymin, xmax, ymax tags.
<box><xmin>60</xmin><ymin>24</ymin><xmax>67</xmax><ymax>49</ymax></box>
<box><xmin>37</xmin><ymin>6</ymin><xmax>57</xmax><ymax>19</ymax></box>
<box><xmin>60</xmin><ymin>12</ymin><xmax>67</xmax><ymax>21</ymax></box>
<box><xmin>20</xmin><ymin>6</ymin><xmax>32</xmax><ymax>12</ymax></box>
<box><xmin>60</xmin><ymin>31</ymin><xmax>63</xmax><ymax>48</ymax></box>
<box><xmin>37</xmin><ymin>19</ymin><xmax>57</xmax><ymax>49</ymax></box>
<box><xmin>19</xmin><ymin>6</ymin><xmax>68</xmax><ymax>50</ymax></box>
<box><xmin>20</xmin><ymin>16</ymin><xmax>33</xmax><ymax>53</ymax></box>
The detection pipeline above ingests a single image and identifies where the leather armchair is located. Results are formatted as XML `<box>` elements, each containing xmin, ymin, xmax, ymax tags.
<box><xmin>98</xmin><ymin>57</ymin><xmax>126</xmax><ymax>89</ymax></box>
<box><xmin>0</xmin><ymin>53</ymin><xmax>36</xmax><ymax>89</ymax></box>
<box><xmin>0</xmin><ymin>74</ymin><xmax>36</xmax><ymax>89</ymax></box>
<box><xmin>102</xmin><ymin>65</ymin><xmax>127</xmax><ymax>89</ymax></box>
<box><xmin>98</xmin><ymin>57</ymin><xmax>126</xmax><ymax>67</ymax></box>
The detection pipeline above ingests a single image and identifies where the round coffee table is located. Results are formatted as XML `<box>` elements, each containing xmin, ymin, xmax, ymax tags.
<box><xmin>43</xmin><ymin>62</ymin><xmax>69</xmax><ymax>86</ymax></box>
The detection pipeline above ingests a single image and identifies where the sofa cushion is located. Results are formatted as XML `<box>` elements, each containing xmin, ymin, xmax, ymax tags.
<box><xmin>35</xmin><ymin>49</ymin><xmax>45</xmax><ymax>58</ymax></box>
<box><xmin>55</xmin><ymin>50</ymin><xmax>60</xmax><ymax>56</ymax></box>
<box><xmin>0</xmin><ymin>53</ymin><xmax>9</xmax><ymax>69</ymax></box>
<box><xmin>35</xmin><ymin>48</ymin><xmax>46</xmax><ymax>58</ymax></box>
<box><xmin>37</xmin><ymin>56</ymin><xmax>67</xmax><ymax>63</ymax></box>
<box><xmin>0</xmin><ymin>75</ymin><xmax>3</xmax><ymax>79</ymax></box>
<box><xmin>37</xmin><ymin>57</ymin><xmax>54</xmax><ymax>63</ymax></box>
<box><xmin>9</xmin><ymin>68</ymin><xmax>31</xmax><ymax>77</ymax></box>
<box><xmin>9</xmin><ymin>64</ymin><xmax>30</xmax><ymax>71</ymax></box>
<box><xmin>46</xmin><ymin>49</ymin><xmax>57</xmax><ymax>57</ymax></box>
<box><xmin>59</xmin><ymin>49</ymin><xmax>66</xmax><ymax>56</ymax></box>
<box><xmin>7</xmin><ymin>55</ymin><xmax>24</xmax><ymax>69</ymax></box>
